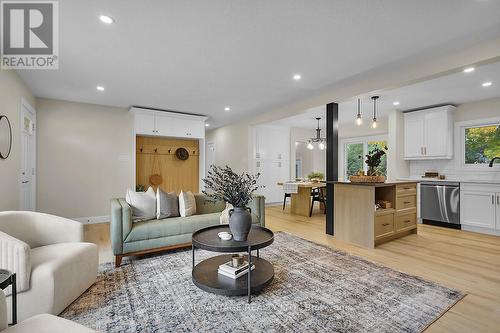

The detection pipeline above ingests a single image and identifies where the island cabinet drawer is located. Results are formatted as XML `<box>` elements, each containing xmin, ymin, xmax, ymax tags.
<box><xmin>396</xmin><ymin>212</ymin><xmax>417</xmax><ymax>231</ymax></box>
<box><xmin>396</xmin><ymin>184</ymin><xmax>417</xmax><ymax>197</ymax></box>
<box><xmin>396</xmin><ymin>195</ymin><xmax>416</xmax><ymax>210</ymax></box>
<box><xmin>375</xmin><ymin>214</ymin><xmax>395</xmax><ymax>239</ymax></box>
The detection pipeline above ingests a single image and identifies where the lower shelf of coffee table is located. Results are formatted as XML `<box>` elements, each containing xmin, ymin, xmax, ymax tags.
<box><xmin>192</xmin><ymin>254</ymin><xmax>274</xmax><ymax>296</ymax></box>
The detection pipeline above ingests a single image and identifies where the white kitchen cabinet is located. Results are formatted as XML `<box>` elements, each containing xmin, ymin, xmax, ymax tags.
<box><xmin>131</xmin><ymin>107</ymin><xmax>207</xmax><ymax>139</ymax></box>
<box><xmin>134</xmin><ymin>111</ymin><xmax>156</xmax><ymax>135</ymax></box>
<box><xmin>460</xmin><ymin>183</ymin><xmax>500</xmax><ymax>235</ymax></box>
<box><xmin>404</xmin><ymin>105</ymin><xmax>455</xmax><ymax>160</ymax></box>
<box><xmin>252</xmin><ymin>125</ymin><xmax>290</xmax><ymax>203</ymax></box>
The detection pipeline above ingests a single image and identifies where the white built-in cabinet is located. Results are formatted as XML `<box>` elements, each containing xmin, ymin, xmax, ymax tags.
<box><xmin>252</xmin><ymin>126</ymin><xmax>290</xmax><ymax>203</ymax></box>
<box><xmin>130</xmin><ymin>107</ymin><xmax>208</xmax><ymax>191</ymax></box>
<box><xmin>132</xmin><ymin>108</ymin><xmax>206</xmax><ymax>139</ymax></box>
<box><xmin>404</xmin><ymin>105</ymin><xmax>455</xmax><ymax>160</ymax></box>
<box><xmin>461</xmin><ymin>183</ymin><xmax>500</xmax><ymax>236</ymax></box>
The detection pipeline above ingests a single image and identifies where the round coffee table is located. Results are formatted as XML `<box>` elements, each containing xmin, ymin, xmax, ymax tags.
<box><xmin>192</xmin><ymin>225</ymin><xmax>274</xmax><ymax>303</ymax></box>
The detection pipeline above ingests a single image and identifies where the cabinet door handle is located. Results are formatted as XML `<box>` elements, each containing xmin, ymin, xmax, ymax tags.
<box><xmin>420</xmin><ymin>147</ymin><xmax>423</xmax><ymax>155</ymax></box>
<box><xmin>493</xmin><ymin>195</ymin><xmax>495</xmax><ymax>205</ymax></box>
<box><xmin>404</xmin><ymin>201</ymin><xmax>411</xmax><ymax>204</ymax></box>
<box><xmin>404</xmin><ymin>220</ymin><xmax>411</xmax><ymax>223</ymax></box>
<box><xmin>424</xmin><ymin>147</ymin><xmax>427</xmax><ymax>155</ymax></box>
<box><xmin>497</xmin><ymin>195</ymin><xmax>499</xmax><ymax>205</ymax></box>
<box><xmin>382</xmin><ymin>223</ymin><xmax>390</xmax><ymax>226</ymax></box>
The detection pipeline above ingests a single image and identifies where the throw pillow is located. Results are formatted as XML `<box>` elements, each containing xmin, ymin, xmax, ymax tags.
<box><xmin>157</xmin><ymin>188</ymin><xmax>179</xmax><ymax>219</ymax></box>
<box><xmin>179</xmin><ymin>190</ymin><xmax>196</xmax><ymax>217</ymax></box>
<box><xmin>125</xmin><ymin>186</ymin><xmax>156</xmax><ymax>221</ymax></box>
<box><xmin>220</xmin><ymin>202</ymin><xmax>233</xmax><ymax>224</ymax></box>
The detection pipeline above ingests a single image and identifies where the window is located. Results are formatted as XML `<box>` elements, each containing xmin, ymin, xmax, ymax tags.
<box><xmin>342</xmin><ymin>136</ymin><xmax>388</xmax><ymax>180</ymax></box>
<box><xmin>345</xmin><ymin>142</ymin><xmax>363</xmax><ymax>178</ymax></box>
<box><xmin>463</xmin><ymin>123</ymin><xmax>500</xmax><ymax>165</ymax></box>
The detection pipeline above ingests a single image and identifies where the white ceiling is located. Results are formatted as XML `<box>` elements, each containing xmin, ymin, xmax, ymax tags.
<box><xmin>269</xmin><ymin>60</ymin><xmax>500</xmax><ymax>130</ymax></box>
<box><xmin>17</xmin><ymin>1</ymin><xmax>500</xmax><ymax>128</ymax></box>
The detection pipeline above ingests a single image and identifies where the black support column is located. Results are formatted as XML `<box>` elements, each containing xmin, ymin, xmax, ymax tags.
<box><xmin>326</xmin><ymin>102</ymin><xmax>338</xmax><ymax>235</ymax></box>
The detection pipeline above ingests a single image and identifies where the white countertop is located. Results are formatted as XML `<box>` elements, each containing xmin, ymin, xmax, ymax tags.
<box><xmin>397</xmin><ymin>177</ymin><xmax>500</xmax><ymax>184</ymax></box>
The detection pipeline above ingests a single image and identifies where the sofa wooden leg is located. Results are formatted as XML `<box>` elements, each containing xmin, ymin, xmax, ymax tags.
<box><xmin>115</xmin><ymin>255</ymin><xmax>123</xmax><ymax>268</ymax></box>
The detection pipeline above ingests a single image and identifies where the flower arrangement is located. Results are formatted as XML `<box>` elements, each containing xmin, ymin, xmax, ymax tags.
<box><xmin>202</xmin><ymin>165</ymin><xmax>264</xmax><ymax>207</ymax></box>
<box><xmin>365</xmin><ymin>146</ymin><xmax>387</xmax><ymax>176</ymax></box>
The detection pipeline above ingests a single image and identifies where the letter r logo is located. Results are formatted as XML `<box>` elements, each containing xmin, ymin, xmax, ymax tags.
<box><xmin>2</xmin><ymin>2</ymin><xmax>53</xmax><ymax>55</ymax></box>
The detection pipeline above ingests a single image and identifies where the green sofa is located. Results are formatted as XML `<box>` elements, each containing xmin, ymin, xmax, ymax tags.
<box><xmin>110</xmin><ymin>194</ymin><xmax>265</xmax><ymax>267</ymax></box>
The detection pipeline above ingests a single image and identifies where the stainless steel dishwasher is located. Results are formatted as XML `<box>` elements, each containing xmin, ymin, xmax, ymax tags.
<box><xmin>420</xmin><ymin>181</ymin><xmax>460</xmax><ymax>229</ymax></box>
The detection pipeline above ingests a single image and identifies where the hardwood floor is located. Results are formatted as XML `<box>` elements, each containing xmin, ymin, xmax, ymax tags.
<box><xmin>84</xmin><ymin>206</ymin><xmax>500</xmax><ymax>332</ymax></box>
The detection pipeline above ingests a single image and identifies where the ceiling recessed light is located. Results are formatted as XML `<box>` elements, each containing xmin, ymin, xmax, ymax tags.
<box><xmin>205</xmin><ymin>123</ymin><xmax>210</xmax><ymax>127</ymax></box>
<box><xmin>482</xmin><ymin>81</ymin><xmax>492</xmax><ymax>87</ymax></box>
<box><xmin>463</xmin><ymin>67</ymin><xmax>475</xmax><ymax>73</ymax></box>
<box><xmin>99</xmin><ymin>15</ymin><xmax>115</xmax><ymax>24</ymax></box>
<box><xmin>224</xmin><ymin>107</ymin><xmax>230</xmax><ymax>111</ymax></box>
<box><xmin>293</xmin><ymin>74</ymin><xmax>302</xmax><ymax>80</ymax></box>
<box><xmin>96</xmin><ymin>85</ymin><xmax>105</xmax><ymax>91</ymax></box>
<box><xmin>393</xmin><ymin>101</ymin><xmax>400</xmax><ymax>106</ymax></box>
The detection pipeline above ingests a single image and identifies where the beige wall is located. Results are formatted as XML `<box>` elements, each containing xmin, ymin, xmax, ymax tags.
<box><xmin>206</xmin><ymin>121</ymin><xmax>250</xmax><ymax>173</ymax></box>
<box><xmin>455</xmin><ymin>96</ymin><xmax>500</xmax><ymax>122</ymax></box>
<box><xmin>36</xmin><ymin>98</ymin><xmax>134</xmax><ymax>219</ymax></box>
<box><xmin>205</xmin><ymin>37</ymin><xmax>500</xmax><ymax>174</ymax></box>
<box><xmin>0</xmin><ymin>70</ymin><xmax>35</xmax><ymax>211</ymax></box>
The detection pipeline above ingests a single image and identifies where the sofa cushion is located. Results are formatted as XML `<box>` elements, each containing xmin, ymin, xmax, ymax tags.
<box><xmin>125</xmin><ymin>213</ymin><xmax>222</xmax><ymax>243</ymax></box>
<box><xmin>194</xmin><ymin>194</ymin><xmax>225</xmax><ymax>215</ymax></box>
<box><xmin>126</xmin><ymin>187</ymin><xmax>156</xmax><ymax>221</ymax></box>
<box><xmin>156</xmin><ymin>188</ymin><xmax>179</xmax><ymax>219</ymax></box>
<box><xmin>179</xmin><ymin>191</ymin><xmax>196</xmax><ymax>217</ymax></box>
<box><xmin>124</xmin><ymin>212</ymin><xmax>261</xmax><ymax>243</ymax></box>
<box><xmin>2</xmin><ymin>314</ymin><xmax>97</xmax><ymax>333</ymax></box>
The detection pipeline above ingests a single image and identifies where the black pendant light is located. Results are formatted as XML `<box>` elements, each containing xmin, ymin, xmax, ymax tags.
<box><xmin>355</xmin><ymin>98</ymin><xmax>362</xmax><ymax>126</ymax></box>
<box><xmin>371</xmin><ymin>96</ymin><xmax>379</xmax><ymax>129</ymax></box>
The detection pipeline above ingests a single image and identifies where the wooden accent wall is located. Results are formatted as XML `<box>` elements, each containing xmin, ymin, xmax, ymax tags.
<box><xmin>136</xmin><ymin>136</ymin><xmax>199</xmax><ymax>194</ymax></box>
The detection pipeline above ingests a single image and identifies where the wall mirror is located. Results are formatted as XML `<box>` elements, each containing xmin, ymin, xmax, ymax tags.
<box><xmin>0</xmin><ymin>115</ymin><xmax>12</xmax><ymax>159</ymax></box>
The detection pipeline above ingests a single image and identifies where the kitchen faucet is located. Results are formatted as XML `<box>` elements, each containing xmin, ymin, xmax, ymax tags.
<box><xmin>489</xmin><ymin>156</ymin><xmax>500</xmax><ymax>167</ymax></box>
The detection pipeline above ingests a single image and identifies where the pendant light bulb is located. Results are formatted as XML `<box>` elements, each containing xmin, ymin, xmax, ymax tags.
<box><xmin>318</xmin><ymin>142</ymin><xmax>326</xmax><ymax>150</ymax></box>
<box><xmin>356</xmin><ymin>116</ymin><xmax>362</xmax><ymax>126</ymax></box>
<box><xmin>371</xmin><ymin>96</ymin><xmax>379</xmax><ymax>130</ymax></box>
<box><xmin>307</xmin><ymin>142</ymin><xmax>314</xmax><ymax>150</ymax></box>
<box><xmin>355</xmin><ymin>98</ymin><xmax>362</xmax><ymax>126</ymax></box>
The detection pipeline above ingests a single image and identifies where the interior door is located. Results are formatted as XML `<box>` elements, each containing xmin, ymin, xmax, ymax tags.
<box><xmin>206</xmin><ymin>141</ymin><xmax>215</xmax><ymax>173</ymax></box>
<box><xmin>20</xmin><ymin>102</ymin><xmax>36</xmax><ymax>211</ymax></box>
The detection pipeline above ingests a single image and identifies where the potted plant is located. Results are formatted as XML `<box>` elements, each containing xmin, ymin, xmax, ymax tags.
<box><xmin>307</xmin><ymin>171</ymin><xmax>324</xmax><ymax>183</ymax></box>
<box><xmin>365</xmin><ymin>147</ymin><xmax>387</xmax><ymax>176</ymax></box>
<box><xmin>203</xmin><ymin>165</ymin><xmax>263</xmax><ymax>241</ymax></box>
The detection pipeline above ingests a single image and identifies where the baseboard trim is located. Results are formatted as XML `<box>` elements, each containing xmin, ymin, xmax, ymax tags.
<box><xmin>73</xmin><ymin>215</ymin><xmax>110</xmax><ymax>225</ymax></box>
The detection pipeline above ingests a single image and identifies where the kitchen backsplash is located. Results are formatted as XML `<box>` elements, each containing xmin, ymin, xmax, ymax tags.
<box><xmin>410</xmin><ymin>160</ymin><xmax>500</xmax><ymax>182</ymax></box>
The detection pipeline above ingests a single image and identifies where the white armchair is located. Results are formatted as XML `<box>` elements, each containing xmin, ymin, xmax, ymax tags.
<box><xmin>0</xmin><ymin>212</ymin><xmax>98</xmax><ymax>321</ymax></box>
<box><xmin>0</xmin><ymin>290</ymin><xmax>97</xmax><ymax>333</ymax></box>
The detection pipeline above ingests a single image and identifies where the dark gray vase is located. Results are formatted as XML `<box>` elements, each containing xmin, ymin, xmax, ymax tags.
<box><xmin>228</xmin><ymin>207</ymin><xmax>252</xmax><ymax>241</ymax></box>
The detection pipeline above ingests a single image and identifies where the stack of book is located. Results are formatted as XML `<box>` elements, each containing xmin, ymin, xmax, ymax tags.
<box><xmin>218</xmin><ymin>260</ymin><xmax>255</xmax><ymax>279</ymax></box>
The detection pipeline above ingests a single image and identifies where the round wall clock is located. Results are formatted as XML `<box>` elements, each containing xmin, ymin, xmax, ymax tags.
<box><xmin>175</xmin><ymin>147</ymin><xmax>189</xmax><ymax>160</ymax></box>
<box><xmin>0</xmin><ymin>115</ymin><xmax>12</xmax><ymax>160</ymax></box>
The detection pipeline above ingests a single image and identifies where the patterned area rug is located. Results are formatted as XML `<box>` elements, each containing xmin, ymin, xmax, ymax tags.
<box><xmin>61</xmin><ymin>232</ymin><xmax>464</xmax><ymax>332</ymax></box>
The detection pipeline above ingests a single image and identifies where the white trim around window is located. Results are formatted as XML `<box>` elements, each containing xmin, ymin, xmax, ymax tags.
<box><xmin>455</xmin><ymin>116</ymin><xmax>500</xmax><ymax>171</ymax></box>
<box><xmin>339</xmin><ymin>134</ymin><xmax>388</xmax><ymax>181</ymax></box>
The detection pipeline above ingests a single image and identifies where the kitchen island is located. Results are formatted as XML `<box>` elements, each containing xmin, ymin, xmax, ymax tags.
<box><xmin>327</xmin><ymin>181</ymin><xmax>418</xmax><ymax>248</ymax></box>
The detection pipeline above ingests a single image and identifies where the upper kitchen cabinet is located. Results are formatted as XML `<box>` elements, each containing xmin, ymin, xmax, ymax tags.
<box><xmin>404</xmin><ymin>105</ymin><xmax>455</xmax><ymax>160</ymax></box>
<box><xmin>131</xmin><ymin>107</ymin><xmax>207</xmax><ymax>139</ymax></box>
